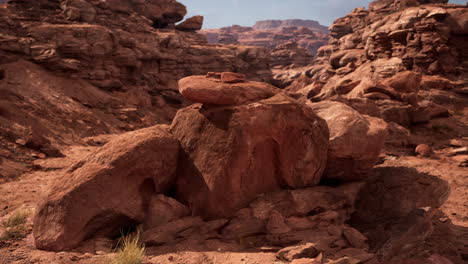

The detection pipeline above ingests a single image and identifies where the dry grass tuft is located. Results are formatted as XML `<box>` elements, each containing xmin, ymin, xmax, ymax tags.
<box><xmin>1</xmin><ymin>209</ymin><xmax>30</xmax><ymax>241</ymax></box>
<box><xmin>109</xmin><ymin>233</ymin><xmax>145</xmax><ymax>264</ymax></box>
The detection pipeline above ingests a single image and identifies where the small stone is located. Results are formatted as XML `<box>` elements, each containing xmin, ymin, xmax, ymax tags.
<box><xmin>69</xmin><ymin>255</ymin><xmax>80</xmax><ymax>261</ymax></box>
<box><xmin>343</xmin><ymin>226</ymin><xmax>368</xmax><ymax>249</ymax></box>
<box><xmin>15</xmin><ymin>139</ymin><xmax>26</xmax><ymax>146</ymax></box>
<box><xmin>206</xmin><ymin>72</ymin><xmax>221</xmax><ymax>79</ymax></box>
<box><xmin>415</xmin><ymin>144</ymin><xmax>433</xmax><ymax>157</ymax></box>
<box><xmin>449</xmin><ymin>147</ymin><xmax>468</xmax><ymax>156</ymax></box>
<box><xmin>221</xmin><ymin>72</ymin><xmax>246</xmax><ymax>83</ymax></box>
<box><xmin>267</xmin><ymin>210</ymin><xmax>291</xmax><ymax>234</ymax></box>
<box><xmin>291</xmin><ymin>258</ymin><xmax>322</xmax><ymax>264</ymax></box>
<box><xmin>277</xmin><ymin>243</ymin><xmax>319</xmax><ymax>261</ymax></box>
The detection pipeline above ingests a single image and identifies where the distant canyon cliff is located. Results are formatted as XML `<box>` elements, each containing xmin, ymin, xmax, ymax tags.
<box><xmin>200</xmin><ymin>19</ymin><xmax>329</xmax><ymax>65</ymax></box>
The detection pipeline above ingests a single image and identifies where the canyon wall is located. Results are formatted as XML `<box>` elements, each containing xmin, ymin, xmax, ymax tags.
<box><xmin>0</xmin><ymin>0</ymin><xmax>272</xmax><ymax>179</ymax></box>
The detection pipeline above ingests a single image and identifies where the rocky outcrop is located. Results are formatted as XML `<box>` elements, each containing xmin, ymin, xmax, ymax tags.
<box><xmin>280</xmin><ymin>0</ymin><xmax>467</xmax><ymax>128</ymax></box>
<box><xmin>271</xmin><ymin>42</ymin><xmax>314</xmax><ymax>68</ymax></box>
<box><xmin>105</xmin><ymin>0</ymin><xmax>187</xmax><ymax>27</ymax></box>
<box><xmin>33</xmin><ymin>125</ymin><xmax>179</xmax><ymax>251</ymax></box>
<box><xmin>1</xmin><ymin>0</ymin><xmax>272</xmax><ymax>90</ymax></box>
<box><xmin>176</xmin><ymin>15</ymin><xmax>204</xmax><ymax>31</ymax></box>
<box><xmin>200</xmin><ymin>19</ymin><xmax>329</xmax><ymax>66</ymax></box>
<box><xmin>0</xmin><ymin>0</ymin><xmax>273</xmax><ymax>170</ymax></box>
<box><xmin>170</xmin><ymin>94</ymin><xmax>330</xmax><ymax>218</ymax></box>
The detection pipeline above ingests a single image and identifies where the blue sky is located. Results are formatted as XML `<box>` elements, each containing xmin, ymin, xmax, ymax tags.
<box><xmin>179</xmin><ymin>0</ymin><xmax>467</xmax><ymax>28</ymax></box>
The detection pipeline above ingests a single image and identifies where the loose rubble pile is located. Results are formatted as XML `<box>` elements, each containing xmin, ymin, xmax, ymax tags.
<box><xmin>32</xmin><ymin>72</ymin><xmax>458</xmax><ymax>264</ymax></box>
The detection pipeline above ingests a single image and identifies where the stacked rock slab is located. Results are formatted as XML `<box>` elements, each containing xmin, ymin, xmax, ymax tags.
<box><xmin>33</xmin><ymin>125</ymin><xmax>179</xmax><ymax>251</ymax></box>
<box><xmin>172</xmin><ymin>73</ymin><xmax>330</xmax><ymax>218</ymax></box>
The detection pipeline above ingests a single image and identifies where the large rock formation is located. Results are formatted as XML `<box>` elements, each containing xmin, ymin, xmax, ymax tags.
<box><xmin>33</xmin><ymin>125</ymin><xmax>179</xmax><ymax>251</ymax></box>
<box><xmin>170</xmin><ymin>93</ymin><xmax>330</xmax><ymax>218</ymax></box>
<box><xmin>279</xmin><ymin>0</ymin><xmax>467</xmax><ymax>127</ymax></box>
<box><xmin>28</xmin><ymin>70</ymin><xmax>462</xmax><ymax>263</ymax></box>
<box><xmin>0</xmin><ymin>0</ymin><xmax>273</xmax><ymax>174</ymax></box>
<box><xmin>200</xmin><ymin>19</ymin><xmax>329</xmax><ymax>67</ymax></box>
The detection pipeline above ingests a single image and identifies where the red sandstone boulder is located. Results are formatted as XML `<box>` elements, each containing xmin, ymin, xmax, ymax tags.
<box><xmin>33</xmin><ymin>125</ymin><xmax>179</xmax><ymax>251</ymax></box>
<box><xmin>170</xmin><ymin>94</ymin><xmax>330</xmax><ymax>218</ymax></box>
<box><xmin>307</xmin><ymin>101</ymin><xmax>388</xmax><ymax>181</ymax></box>
<box><xmin>178</xmin><ymin>75</ymin><xmax>280</xmax><ymax>105</ymax></box>
<box><xmin>176</xmin><ymin>15</ymin><xmax>204</xmax><ymax>31</ymax></box>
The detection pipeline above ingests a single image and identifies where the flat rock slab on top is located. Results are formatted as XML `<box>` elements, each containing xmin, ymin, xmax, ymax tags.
<box><xmin>178</xmin><ymin>74</ymin><xmax>281</xmax><ymax>105</ymax></box>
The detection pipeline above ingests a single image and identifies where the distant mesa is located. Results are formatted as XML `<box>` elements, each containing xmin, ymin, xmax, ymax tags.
<box><xmin>252</xmin><ymin>19</ymin><xmax>329</xmax><ymax>34</ymax></box>
<box><xmin>200</xmin><ymin>19</ymin><xmax>329</xmax><ymax>61</ymax></box>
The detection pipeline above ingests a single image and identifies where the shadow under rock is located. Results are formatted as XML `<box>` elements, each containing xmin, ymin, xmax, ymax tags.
<box><xmin>349</xmin><ymin>166</ymin><xmax>467</xmax><ymax>264</ymax></box>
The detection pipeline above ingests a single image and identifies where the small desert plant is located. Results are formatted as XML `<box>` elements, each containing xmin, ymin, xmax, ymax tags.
<box><xmin>2</xmin><ymin>209</ymin><xmax>29</xmax><ymax>228</ymax></box>
<box><xmin>0</xmin><ymin>209</ymin><xmax>30</xmax><ymax>241</ymax></box>
<box><xmin>109</xmin><ymin>233</ymin><xmax>145</xmax><ymax>264</ymax></box>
